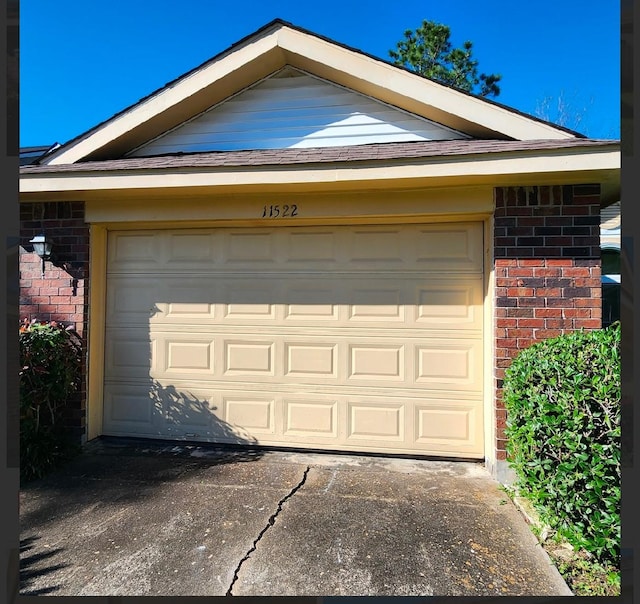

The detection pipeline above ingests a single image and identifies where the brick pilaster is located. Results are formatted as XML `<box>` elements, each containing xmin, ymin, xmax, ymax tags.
<box><xmin>493</xmin><ymin>184</ymin><xmax>602</xmax><ymax>461</ymax></box>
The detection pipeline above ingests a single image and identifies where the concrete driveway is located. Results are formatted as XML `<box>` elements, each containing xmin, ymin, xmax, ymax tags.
<box><xmin>19</xmin><ymin>437</ymin><xmax>572</xmax><ymax>596</ymax></box>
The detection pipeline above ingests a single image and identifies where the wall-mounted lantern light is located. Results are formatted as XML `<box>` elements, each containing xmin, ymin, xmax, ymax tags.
<box><xmin>29</xmin><ymin>234</ymin><xmax>54</xmax><ymax>278</ymax></box>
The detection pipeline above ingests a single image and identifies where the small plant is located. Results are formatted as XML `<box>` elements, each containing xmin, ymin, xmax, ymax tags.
<box><xmin>19</xmin><ymin>318</ymin><xmax>83</xmax><ymax>481</ymax></box>
<box><xmin>547</xmin><ymin>545</ymin><xmax>621</xmax><ymax>596</ymax></box>
<box><xmin>503</xmin><ymin>323</ymin><xmax>620</xmax><ymax>566</ymax></box>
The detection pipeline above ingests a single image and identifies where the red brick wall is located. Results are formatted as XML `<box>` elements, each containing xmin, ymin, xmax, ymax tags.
<box><xmin>493</xmin><ymin>184</ymin><xmax>602</xmax><ymax>461</ymax></box>
<box><xmin>19</xmin><ymin>201</ymin><xmax>89</xmax><ymax>440</ymax></box>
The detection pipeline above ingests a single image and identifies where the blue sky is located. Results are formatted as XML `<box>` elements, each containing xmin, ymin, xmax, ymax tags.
<box><xmin>20</xmin><ymin>0</ymin><xmax>620</xmax><ymax>147</ymax></box>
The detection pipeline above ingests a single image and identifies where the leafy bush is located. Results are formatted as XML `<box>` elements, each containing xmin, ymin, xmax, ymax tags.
<box><xmin>503</xmin><ymin>323</ymin><xmax>620</xmax><ymax>565</ymax></box>
<box><xmin>19</xmin><ymin>319</ymin><xmax>83</xmax><ymax>481</ymax></box>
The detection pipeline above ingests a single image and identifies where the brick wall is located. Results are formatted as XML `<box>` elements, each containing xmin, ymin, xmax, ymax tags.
<box><xmin>493</xmin><ymin>184</ymin><xmax>602</xmax><ymax>462</ymax></box>
<box><xmin>19</xmin><ymin>201</ymin><xmax>89</xmax><ymax>441</ymax></box>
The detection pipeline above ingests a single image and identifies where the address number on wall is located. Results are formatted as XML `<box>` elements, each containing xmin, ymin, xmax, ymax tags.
<box><xmin>261</xmin><ymin>204</ymin><xmax>298</xmax><ymax>218</ymax></box>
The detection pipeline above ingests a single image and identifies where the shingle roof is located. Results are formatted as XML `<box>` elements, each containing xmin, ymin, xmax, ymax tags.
<box><xmin>20</xmin><ymin>138</ymin><xmax>617</xmax><ymax>174</ymax></box>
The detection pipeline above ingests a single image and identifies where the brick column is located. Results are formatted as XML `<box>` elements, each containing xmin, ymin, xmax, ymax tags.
<box><xmin>493</xmin><ymin>185</ymin><xmax>601</xmax><ymax>464</ymax></box>
<box><xmin>19</xmin><ymin>201</ymin><xmax>89</xmax><ymax>441</ymax></box>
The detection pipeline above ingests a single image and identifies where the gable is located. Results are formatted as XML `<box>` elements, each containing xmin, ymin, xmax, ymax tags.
<box><xmin>127</xmin><ymin>67</ymin><xmax>469</xmax><ymax>156</ymax></box>
<box><xmin>41</xmin><ymin>19</ymin><xmax>579</xmax><ymax>166</ymax></box>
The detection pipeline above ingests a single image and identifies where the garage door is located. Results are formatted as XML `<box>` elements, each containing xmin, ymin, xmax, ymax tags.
<box><xmin>103</xmin><ymin>222</ymin><xmax>485</xmax><ymax>457</ymax></box>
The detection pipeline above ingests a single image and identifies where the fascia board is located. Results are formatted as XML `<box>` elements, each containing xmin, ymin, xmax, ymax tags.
<box><xmin>21</xmin><ymin>150</ymin><xmax>620</xmax><ymax>195</ymax></box>
<box><xmin>277</xmin><ymin>28</ymin><xmax>575</xmax><ymax>142</ymax></box>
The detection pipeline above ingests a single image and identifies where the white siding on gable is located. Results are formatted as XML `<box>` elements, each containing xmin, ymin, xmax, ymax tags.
<box><xmin>127</xmin><ymin>67</ymin><xmax>470</xmax><ymax>156</ymax></box>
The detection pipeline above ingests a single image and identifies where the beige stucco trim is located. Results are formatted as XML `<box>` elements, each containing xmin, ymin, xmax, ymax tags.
<box><xmin>82</xmin><ymin>186</ymin><xmax>493</xmax><ymax>224</ymax></box>
<box><xmin>41</xmin><ymin>23</ymin><xmax>577</xmax><ymax>165</ymax></box>
<box><xmin>483</xmin><ymin>215</ymin><xmax>496</xmax><ymax>467</ymax></box>
<box><xmin>21</xmin><ymin>150</ymin><xmax>620</xmax><ymax>200</ymax></box>
<box><xmin>87</xmin><ymin>225</ymin><xmax>107</xmax><ymax>440</ymax></box>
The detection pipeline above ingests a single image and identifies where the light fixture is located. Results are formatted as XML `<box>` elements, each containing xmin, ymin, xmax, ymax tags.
<box><xmin>29</xmin><ymin>233</ymin><xmax>54</xmax><ymax>277</ymax></box>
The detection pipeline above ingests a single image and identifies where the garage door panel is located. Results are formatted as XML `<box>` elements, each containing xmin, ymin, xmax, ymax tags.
<box><xmin>165</xmin><ymin>339</ymin><xmax>214</xmax><ymax>374</ymax></box>
<box><xmin>106</xmin><ymin>389</ymin><xmax>155</xmax><ymax>425</ymax></box>
<box><xmin>416</xmin><ymin>280</ymin><xmax>483</xmax><ymax>328</ymax></box>
<box><xmin>347</xmin><ymin>401</ymin><xmax>405</xmax><ymax>442</ymax></box>
<box><xmin>285</xmin><ymin>343</ymin><xmax>338</xmax><ymax>378</ymax></box>
<box><xmin>165</xmin><ymin>388</ymin><xmax>217</xmax><ymax>429</ymax></box>
<box><xmin>104</xmin><ymin>222</ymin><xmax>485</xmax><ymax>457</ymax></box>
<box><xmin>223</xmin><ymin>396</ymin><xmax>276</xmax><ymax>435</ymax></box>
<box><xmin>225</xmin><ymin>296</ymin><xmax>275</xmax><ymax>318</ymax></box>
<box><xmin>167</xmin><ymin>299</ymin><xmax>215</xmax><ymax>318</ymax></box>
<box><xmin>106</xmin><ymin>278</ymin><xmax>163</xmax><ymax>323</ymax></box>
<box><xmin>103</xmin><ymin>380</ymin><xmax>484</xmax><ymax>456</ymax></box>
<box><xmin>349</xmin><ymin>228</ymin><xmax>405</xmax><ymax>263</ymax></box>
<box><xmin>287</xmin><ymin>230</ymin><xmax>339</xmax><ymax>262</ymax></box>
<box><xmin>105</xmin><ymin>332</ymin><xmax>157</xmax><ymax>378</ymax></box>
<box><xmin>108</xmin><ymin>232</ymin><xmax>161</xmax><ymax>268</ymax></box>
<box><xmin>107</xmin><ymin>223</ymin><xmax>483</xmax><ymax>275</ymax></box>
<box><xmin>224</xmin><ymin>230</ymin><xmax>277</xmax><ymax>263</ymax></box>
<box><xmin>224</xmin><ymin>340</ymin><xmax>275</xmax><ymax>376</ymax></box>
<box><xmin>348</xmin><ymin>287</ymin><xmax>404</xmax><ymax>321</ymax></box>
<box><xmin>348</xmin><ymin>344</ymin><xmax>406</xmax><ymax>381</ymax></box>
<box><xmin>283</xmin><ymin>281</ymin><xmax>341</xmax><ymax>321</ymax></box>
<box><xmin>415</xmin><ymin>224</ymin><xmax>483</xmax><ymax>272</ymax></box>
<box><xmin>415</xmin><ymin>402</ymin><xmax>482</xmax><ymax>449</ymax></box>
<box><xmin>166</xmin><ymin>232</ymin><xmax>217</xmax><ymax>263</ymax></box>
<box><xmin>147</xmin><ymin>333</ymin><xmax>217</xmax><ymax>380</ymax></box>
<box><xmin>283</xmin><ymin>398</ymin><xmax>339</xmax><ymax>438</ymax></box>
<box><xmin>415</xmin><ymin>339</ymin><xmax>482</xmax><ymax>390</ymax></box>
<box><xmin>106</xmin><ymin>274</ymin><xmax>481</xmax><ymax>330</ymax></box>
<box><xmin>109</xmin><ymin>330</ymin><xmax>482</xmax><ymax>390</ymax></box>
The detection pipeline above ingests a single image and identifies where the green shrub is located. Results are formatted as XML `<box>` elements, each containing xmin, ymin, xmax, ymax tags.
<box><xmin>19</xmin><ymin>319</ymin><xmax>83</xmax><ymax>481</ymax></box>
<box><xmin>503</xmin><ymin>323</ymin><xmax>620</xmax><ymax>565</ymax></box>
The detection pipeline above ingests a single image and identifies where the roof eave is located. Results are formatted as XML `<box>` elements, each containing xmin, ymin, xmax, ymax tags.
<box><xmin>20</xmin><ymin>147</ymin><xmax>620</xmax><ymax>203</ymax></box>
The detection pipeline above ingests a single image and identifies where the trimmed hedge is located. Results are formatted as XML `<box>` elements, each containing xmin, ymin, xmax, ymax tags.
<box><xmin>503</xmin><ymin>323</ymin><xmax>620</xmax><ymax>564</ymax></box>
<box><xmin>19</xmin><ymin>319</ymin><xmax>83</xmax><ymax>481</ymax></box>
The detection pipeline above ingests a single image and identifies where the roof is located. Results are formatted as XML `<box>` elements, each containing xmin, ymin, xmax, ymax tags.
<box><xmin>19</xmin><ymin>21</ymin><xmax>620</xmax><ymax>207</ymax></box>
<box><xmin>22</xmin><ymin>138</ymin><xmax>616</xmax><ymax>174</ymax></box>
<box><xmin>39</xmin><ymin>20</ymin><xmax>582</xmax><ymax>166</ymax></box>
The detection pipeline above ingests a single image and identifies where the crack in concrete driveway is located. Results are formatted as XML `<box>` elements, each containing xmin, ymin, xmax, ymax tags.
<box><xmin>226</xmin><ymin>465</ymin><xmax>310</xmax><ymax>596</ymax></box>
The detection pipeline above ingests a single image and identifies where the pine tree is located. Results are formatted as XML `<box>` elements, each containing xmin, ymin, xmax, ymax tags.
<box><xmin>389</xmin><ymin>20</ymin><xmax>501</xmax><ymax>97</ymax></box>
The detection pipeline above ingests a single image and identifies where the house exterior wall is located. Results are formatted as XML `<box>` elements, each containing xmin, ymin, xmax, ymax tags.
<box><xmin>16</xmin><ymin>185</ymin><xmax>604</xmax><ymax>465</ymax></box>
<box><xmin>493</xmin><ymin>184</ymin><xmax>601</xmax><ymax>477</ymax></box>
<box><xmin>19</xmin><ymin>201</ymin><xmax>89</xmax><ymax>441</ymax></box>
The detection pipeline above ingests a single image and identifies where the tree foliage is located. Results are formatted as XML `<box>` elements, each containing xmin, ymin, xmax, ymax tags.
<box><xmin>389</xmin><ymin>20</ymin><xmax>501</xmax><ymax>97</ymax></box>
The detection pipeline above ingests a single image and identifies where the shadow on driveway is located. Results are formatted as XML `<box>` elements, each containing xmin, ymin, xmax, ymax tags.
<box><xmin>19</xmin><ymin>535</ymin><xmax>68</xmax><ymax>596</ymax></box>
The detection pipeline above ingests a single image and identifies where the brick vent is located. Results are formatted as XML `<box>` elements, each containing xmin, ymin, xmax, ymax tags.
<box><xmin>19</xmin><ymin>201</ymin><xmax>89</xmax><ymax>440</ymax></box>
<box><xmin>493</xmin><ymin>185</ymin><xmax>602</xmax><ymax>461</ymax></box>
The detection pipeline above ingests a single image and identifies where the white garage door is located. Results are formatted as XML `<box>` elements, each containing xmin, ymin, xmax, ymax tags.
<box><xmin>103</xmin><ymin>222</ymin><xmax>485</xmax><ymax>457</ymax></box>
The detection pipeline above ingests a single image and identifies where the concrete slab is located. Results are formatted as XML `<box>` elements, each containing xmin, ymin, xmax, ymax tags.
<box><xmin>19</xmin><ymin>438</ymin><xmax>572</xmax><ymax>597</ymax></box>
